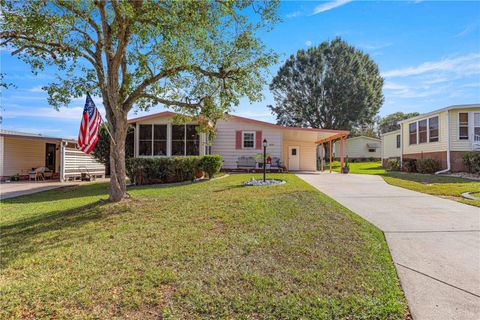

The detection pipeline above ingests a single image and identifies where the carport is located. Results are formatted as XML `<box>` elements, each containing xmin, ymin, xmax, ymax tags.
<box><xmin>316</xmin><ymin>132</ymin><xmax>349</xmax><ymax>173</ymax></box>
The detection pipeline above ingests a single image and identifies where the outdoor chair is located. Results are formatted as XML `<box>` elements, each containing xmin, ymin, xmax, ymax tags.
<box><xmin>28</xmin><ymin>166</ymin><xmax>51</xmax><ymax>181</ymax></box>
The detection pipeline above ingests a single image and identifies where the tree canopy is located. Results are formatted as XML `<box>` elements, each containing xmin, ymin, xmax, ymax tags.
<box><xmin>378</xmin><ymin>112</ymin><xmax>420</xmax><ymax>134</ymax></box>
<box><xmin>268</xmin><ymin>37</ymin><xmax>384</xmax><ymax>131</ymax></box>
<box><xmin>1</xmin><ymin>0</ymin><xmax>279</xmax><ymax>201</ymax></box>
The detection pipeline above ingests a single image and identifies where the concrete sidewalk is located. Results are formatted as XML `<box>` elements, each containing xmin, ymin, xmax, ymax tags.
<box><xmin>297</xmin><ymin>172</ymin><xmax>480</xmax><ymax>320</ymax></box>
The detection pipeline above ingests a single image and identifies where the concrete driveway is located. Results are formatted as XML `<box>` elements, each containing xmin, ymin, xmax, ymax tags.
<box><xmin>297</xmin><ymin>172</ymin><xmax>480</xmax><ymax>320</ymax></box>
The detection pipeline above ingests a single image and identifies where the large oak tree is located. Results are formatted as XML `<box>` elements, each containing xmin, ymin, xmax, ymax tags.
<box><xmin>268</xmin><ymin>37</ymin><xmax>384</xmax><ymax>131</ymax></box>
<box><xmin>1</xmin><ymin>0</ymin><xmax>279</xmax><ymax>201</ymax></box>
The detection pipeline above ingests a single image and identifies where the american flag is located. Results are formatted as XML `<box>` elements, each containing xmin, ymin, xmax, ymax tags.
<box><xmin>77</xmin><ymin>93</ymin><xmax>102</xmax><ymax>154</ymax></box>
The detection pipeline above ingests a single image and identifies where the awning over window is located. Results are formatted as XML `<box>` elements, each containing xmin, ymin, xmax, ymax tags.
<box><xmin>367</xmin><ymin>143</ymin><xmax>380</xmax><ymax>149</ymax></box>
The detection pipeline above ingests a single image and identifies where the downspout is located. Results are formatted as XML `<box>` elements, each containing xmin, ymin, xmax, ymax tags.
<box><xmin>435</xmin><ymin>111</ymin><xmax>451</xmax><ymax>174</ymax></box>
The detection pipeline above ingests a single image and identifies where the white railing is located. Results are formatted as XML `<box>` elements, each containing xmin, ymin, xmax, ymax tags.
<box><xmin>473</xmin><ymin>134</ymin><xmax>480</xmax><ymax>150</ymax></box>
<box><xmin>475</xmin><ymin>134</ymin><xmax>480</xmax><ymax>143</ymax></box>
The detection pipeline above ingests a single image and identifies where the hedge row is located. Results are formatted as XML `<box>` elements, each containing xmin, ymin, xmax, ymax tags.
<box><xmin>462</xmin><ymin>151</ymin><xmax>480</xmax><ymax>173</ymax></box>
<box><xmin>403</xmin><ymin>158</ymin><xmax>440</xmax><ymax>174</ymax></box>
<box><xmin>126</xmin><ymin>155</ymin><xmax>223</xmax><ymax>185</ymax></box>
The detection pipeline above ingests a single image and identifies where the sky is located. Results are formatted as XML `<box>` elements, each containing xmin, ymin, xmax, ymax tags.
<box><xmin>1</xmin><ymin>0</ymin><xmax>479</xmax><ymax>139</ymax></box>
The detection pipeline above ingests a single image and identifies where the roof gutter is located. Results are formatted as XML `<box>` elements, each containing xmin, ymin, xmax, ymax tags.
<box><xmin>435</xmin><ymin>110</ymin><xmax>451</xmax><ymax>174</ymax></box>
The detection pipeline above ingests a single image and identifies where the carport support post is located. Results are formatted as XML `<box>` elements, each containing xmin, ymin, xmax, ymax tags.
<box><xmin>329</xmin><ymin>139</ymin><xmax>332</xmax><ymax>173</ymax></box>
<box><xmin>320</xmin><ymin>143</ymin><xmax>324</xmax><ymax>172</ymax></box>
<box><xmin>340</xmin><ymin>137</ymin><xmax>345</xmax><ymax>172</ymax></box>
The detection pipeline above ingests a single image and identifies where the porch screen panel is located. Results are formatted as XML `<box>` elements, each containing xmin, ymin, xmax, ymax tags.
<box><xmin>186</xmin><ymin>125</ymin><xmax>199</xmax><ymax>155</ymax></box>
<box><xmin>139</xmin><ymin>124</ymin><xmax>152</xmax><ymax>156</ymax></box>
<box><xmin>171</xmin><ymin>125</ymin><xmax>185</xmax><ymax>156</ymax></box>
<box><xmin>153</xmin><ymin>125</ymin><xmax>167</xmax><ymax>156</ymax></box>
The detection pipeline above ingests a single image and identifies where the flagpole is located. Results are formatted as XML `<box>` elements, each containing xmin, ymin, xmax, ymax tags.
<box><xmin>103</xmin><ymin>122</ymin><xmax>117</xmax><ymax>146</ymax></box>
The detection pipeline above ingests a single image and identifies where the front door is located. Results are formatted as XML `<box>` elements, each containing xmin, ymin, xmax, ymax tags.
<box><xmin>288</xmin><ymin>146</ymin><xmax>300</xmax><ymax>171</ymax></box>
<box><xmin>45</xmin><ymin>143</ymin><xmax>56</xmax><ymax>172</ymax></box>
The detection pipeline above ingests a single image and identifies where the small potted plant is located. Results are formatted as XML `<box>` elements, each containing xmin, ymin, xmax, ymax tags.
<box><xmin>342</xmin><ymin>156</ymin><xmax>350</xmax><ymax>174</ymax></box>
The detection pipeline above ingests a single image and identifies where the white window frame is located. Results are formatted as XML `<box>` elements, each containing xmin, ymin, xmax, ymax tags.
<box><xmin>409</xmin><ymin>122</ymin><xmax>417</xmax><ymax>145</ymax></box>
<box><xmin>418</xmin><ymin>119</ymin><xmax>428</xmax><ymax>144</ymax></box>
<box><xmin>242</xmin><ymin>131</ymin><xmax>256</xmax><ymax>149</ymax></box>
<box><xmin>459</xmin><ymin>112</ymin><xmax>469</xmax><ymax>140</ymax></box>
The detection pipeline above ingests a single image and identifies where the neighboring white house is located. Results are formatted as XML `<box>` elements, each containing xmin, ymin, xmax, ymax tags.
<box><xmin>127</xmin><ymin>111</ymin><xmax>349</xmax><ymax>171</ymax></box>
<box><xmin>381</xmin><ymin>130</ymin><xmax>401</xmax><ymax>166</ymax></box>
<box><xmin>383</xmin><ymin>104</ymin><xmax>480</xmax><ymax>172</ymax></box>
<box><xmin>333</xmin><ymin>136</ymin><xmax>381</xmax><ymax>160</ymax></box>
<box><xmin>0</xmin><ymin>130</ymin><xmax>105</xmax><ymax>181</ymax></box>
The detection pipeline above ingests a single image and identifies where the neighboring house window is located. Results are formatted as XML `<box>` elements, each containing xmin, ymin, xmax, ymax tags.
<box><xmin>475</xmin><ymin>113</ymin><xmax>480</xmax><ymax>140</ymax></box>
<box><xmin>428</xmin><ymin>116</ymin><xmax>439</xmax><ymax>142</ymax></box>
<box><xmin>418</xmin><ymin>119</ymin><xmax>427</xmax><ymax>143</ymax></box>
<box><xmin>139</xmin><ymin>124</ymin><xmax>153</xmax><ymax>156</ymax></box>
<box><xmin>153</xmin><ymin>125</ymin><xmax>167</xmax><ymax>156</ymax></box>
<box><xmin>396</xmin><ymin>134</ymin><xmax>400</xmax><ymax>148</ymax></box>
<box><xmin>185</xmin><ymin>125</ymin><xmax>199</xmax><ymax>155</ymax></box>
<box><xmin>242</xmin><ymin>131</ymin><xmax>255</xmax><ymax>148</ymax></box>
<box><xmin>368</xmin><ymin>148</ymin><xmax>375</xmax><ymax>152</ymax></box>
<box><xmin>459</xmin><ymin>113</ymin><xmax>469</xmax><ymax>140</ymax></box>
<box><xmin>409</xmin><ymin>123</ymin><xmax>417</xmax><ymax>145</ymax></box>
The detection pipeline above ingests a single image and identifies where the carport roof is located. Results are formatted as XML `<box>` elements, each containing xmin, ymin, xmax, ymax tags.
<box><xmin>0</xmin><ymin>129</ymin><xmax>75</xmax><ymax>143</ymax></box>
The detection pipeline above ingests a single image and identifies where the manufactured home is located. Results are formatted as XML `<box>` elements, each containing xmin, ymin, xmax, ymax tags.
<box><xmin>333</xmin><ymin>136</ymin><xmax>381</xmax><ymax>161</ymax></box>
<box><xmin>381</xmin><ymin>130</ymin><xmax>401</xmax><ymax>166</ymax></box>
<box><xmin>0</xmin><ymin>130</ymin><xmax>105</xmax><ymax>181</ymax></box>
<box><xmin>128</xmin><ymin>112</ymin><xmax>349</xmax><ymax>171</ymax></box>
<box><xmin>386</xmin><ymin>104</ymin><xmax>480</xmax><ymax>172</ymax></box>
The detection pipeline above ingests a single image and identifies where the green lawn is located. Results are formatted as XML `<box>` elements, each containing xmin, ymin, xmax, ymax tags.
<box><xmin>331</xmin><ymin>161</ymin><xmax>480</xmax><ymax>207</ymax></box>
<box><xmin>0</xmin><ymin>175</ymin><xmax>408</xmax><ymax>319</ymax></box>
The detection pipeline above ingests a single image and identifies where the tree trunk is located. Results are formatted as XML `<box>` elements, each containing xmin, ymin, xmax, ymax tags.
<box><xmin>108</xmin><ymin>111</ymin><xmax>128</xmax><ymax>202</ymax></box>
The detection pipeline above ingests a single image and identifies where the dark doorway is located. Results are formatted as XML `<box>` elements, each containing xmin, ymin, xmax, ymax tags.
<box><xmin>45</xmin><ymin>143</ymin><xmax>56</xmax><ymax>172</ymax></box>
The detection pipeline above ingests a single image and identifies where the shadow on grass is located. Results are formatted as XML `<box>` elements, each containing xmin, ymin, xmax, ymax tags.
<box><xmin>0</xmin><ymin>200</ymin><xmax>106</xmax><ymax>268</ymax></box>
<box><xmin>0</xmin><ymin>183</ymin><xmax>109</xmax><ymax>205</ymax></box>
<box><xmin>384</xmin><ymin>172</ymin><xmax>479</xmax><ymax>184</ymax></box>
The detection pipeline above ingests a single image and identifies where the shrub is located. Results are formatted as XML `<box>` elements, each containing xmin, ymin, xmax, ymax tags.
<box><xmin>403</xmin><ymin>158</ymin><xmax>417</xmax><ymax>172</ymax></box>
<box><xmin>198</xmin><ymin>155</ymin><xmax>223</xmax><ymax>179</ymax></box>
<box><xmin>416</xmin><ymin>158</ymin><xmax>440</xmax><ymax>174</ymax></box>
<box><xmin>126</xmin><ymin>155</ymin><xmax>223</xmax><ymax>185</ymax></box>
<box><xmin>462</xmin><ymin>152</ymin><xmax>480</xmax><ymax>173</ymax></box>
<box><xmin>386</xmin><ymin>159</ymin><xmax>400</xmax><ymax>171</ymax></box>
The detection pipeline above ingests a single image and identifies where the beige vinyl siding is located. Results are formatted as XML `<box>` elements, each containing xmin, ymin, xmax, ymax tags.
<box><xmin>1</xmin><ymin>137</ymin><xmax>60</xmax><ymax>176</ymax></box>
<box><xmin>334</xmin><ymin>136</ymin><xmax>381</xmax><ymax>159</ymax></box>
<box><xmin>449</xmin><ymin>107</ymin><xmax>480</xmax><ymax>151</ymax></box>
<box><xmin>212</xmin><ymin>118</ymin><xmax>283</xmax><ymax>168</ymax></box>
<box><xmin>282</xmin><ymin>140</ymin><xmax>317</xmax><ymax>171</ymax></box>
<box><xmin>401</xmin><ymin>111</ymin><xmax>448</xmax><ymax>155</ymax></box>
<box><xmin>381</xmin><ymin>131</ymin><xmax>400</xmax><ymax>159</ymax></box>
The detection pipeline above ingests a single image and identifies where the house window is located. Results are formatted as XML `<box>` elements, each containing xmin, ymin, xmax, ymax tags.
<box><xmin>459</xmin><ymin>113</ymin><xmax>469</xmax><ymax>140</ymax></box>
<box><xmin>428</xmin><ymin>116</ymin><xmax>439</xmax><ymax>142</ymax></box>
<box><xmin>409</xmin><ymin>123</ymin><xmax>417</xmax><ymax>145</ymax></box>
<box><xmin>139</xmin><ymin>124</ymin><xmax>153</xmax><ymax>156</ymax></box>
<box><xmin>153</xmin><ymin>125</ymin><xmax>167</xmax><ymax>156</ymax></box>
<box><xmin>418</xmin><ymin>119</ymin><xmax>427</xmax><ymax>143</ymax></box>
<box><xmin>396</xmin><ymin>134</ymin><xmax>400</xmax><ymax>148</ymax></box>
<box><xmin>242</xmin><ymin>131</ymin><xmax>255</xmax><ymax>148</ymax></box>
<box><xmin>368</xmin><ymin>148</ymin><xmax>375</xmax><ymax>153</ymax></box>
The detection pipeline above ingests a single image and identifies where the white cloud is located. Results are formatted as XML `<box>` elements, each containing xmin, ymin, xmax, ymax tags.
<box><xmin>305</xmin><ymin>40</ymin><xmax>312</xmax><ymax>47</ymax></box>
<box><xmin>286</xmin><ymin>11</ymin><xmax>301</xmax><ymax>18</ymax></box>
<box><xmin>312</xmin><ymin>0</ymin><xmax>353</xmax><ymax>15</ymax></box>
<box><xmin>28</xmin><ymin>85</ymin><xmax>44</xmax><ymax>92</ymax></box>
<box><xmin>382</xmin><ymin>53</ymin><xmax>480</xmax><ymax>78</ymax></box>
<box><xmin>454</xmin><ymin>21</ymin><xmax>479</xmax><ymax>38</ymax></box>
<box><xmin>233</xmin><ymin>111</ymin><xmax>272</xmax><ymax>118</ymax></box>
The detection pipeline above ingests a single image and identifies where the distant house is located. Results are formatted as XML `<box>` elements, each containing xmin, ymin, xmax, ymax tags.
<box><xmin>384</xmin><ymin>104</ymin><xmax>480</xmax><ymax>172</ymax></box>
<box><xmin>333</xmin><ymin>136</ymin><xmax>381</xmax><ymax>161</ymax></box>
<box><xmin>0</xmin><ymin>130</ymin><xmax>105</xmax><ymax>181</ymax></box>
<box><xmin>127</xmin><ymin>111</ymin><xmax>349</xmax><ymax>171</ymax></box>
<box><xmin>381</xmin><ymin>130</ymin><xmax>401</xmax><ymax>166</ymax></box>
